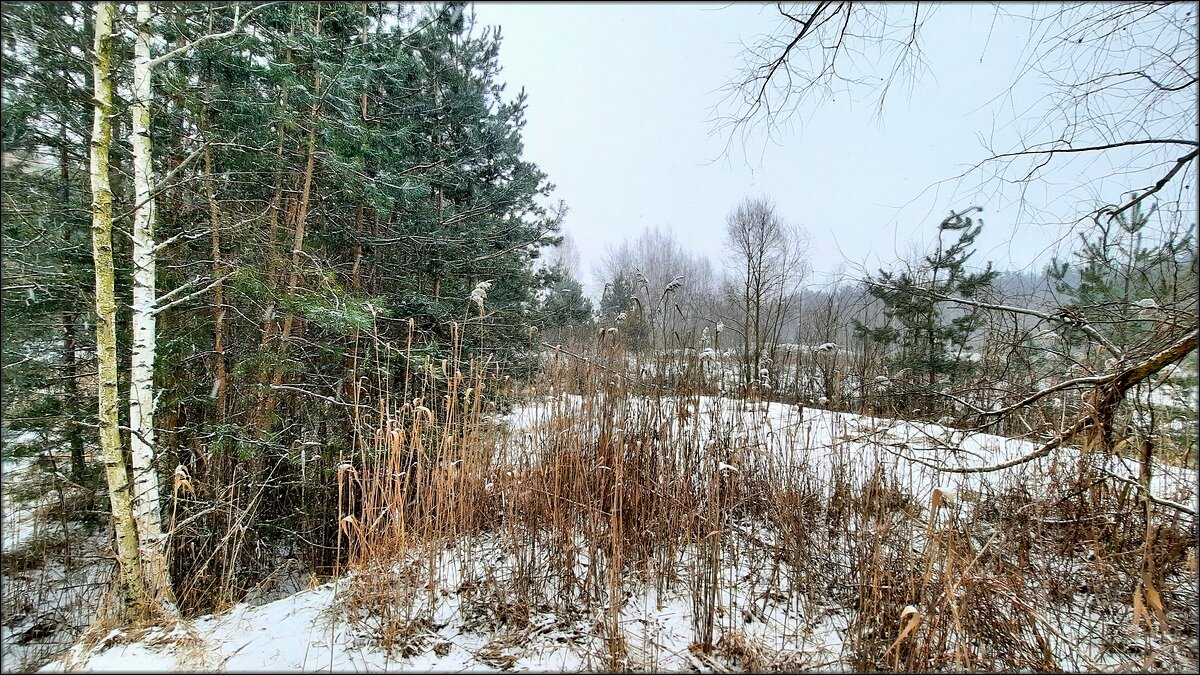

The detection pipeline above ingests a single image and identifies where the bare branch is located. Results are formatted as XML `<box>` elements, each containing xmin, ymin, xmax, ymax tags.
<box><xmin>863</xmin><ymin>278</ymin><xmax>1124</xmax><ymax>360</ymax></box>
<box><xmin>151</xmin><ymin>273</ymin><xmax>233</xmax><ymax>316</ymax></box>
<box><xmin>1098</xmin><ymin>468</ymin><xmax>1196</xmax><ymax>517</ymax></box>
<box><xmin>891</xmin><ymin>324</ymin><xmax>1198</xmax><ymax>474</ymax></box>
<box><xmin>146</xmin><ymin>2</ymin><xmax>282</xmax><ymax>70</ymax></box>
<box><xmin>1100</xmin><ymin>148</ymin><xmax>1200</xmax><ymax>223</ymax></box>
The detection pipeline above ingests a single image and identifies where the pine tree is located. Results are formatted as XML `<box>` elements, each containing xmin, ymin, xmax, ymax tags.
<box><xmin>1047</xmin><ymin>199</ymin><xmax>1198</xmax><ymax>355</ymax></box>
<box><xmin>1</xmin><ymin>1</ymin><xmax>98</xmax><ymax>480</ymax></box>
<box><xmin>540</xmin><ymin>263</ymin><xmax>594</xmax><ymax>336</ymax></box>
<box><xmin>600</xmin><ymin>273</ymin><xmax>649</xmax><ymax>349</ymax></box>
<box><xmin>3</xmin><ymin>0</ymin><xmax>566</xmax><ymax>617</ymax></box>
<box><xmin>854</xmin><ymin>208</ymin><xmax>998</xmax><ymax>412</ymax></box>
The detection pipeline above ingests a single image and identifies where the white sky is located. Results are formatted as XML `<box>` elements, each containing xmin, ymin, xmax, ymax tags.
<box><xmin>470</xmin><ymin>2</ymin><xmax>1198</xmax><ymax>296</ymax></box>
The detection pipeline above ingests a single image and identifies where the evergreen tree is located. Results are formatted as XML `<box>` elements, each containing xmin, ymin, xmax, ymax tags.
<box><xmin>599</xmin><ymin>273</ymin><xmax>649</xmax><ymax>349</ymax></box>
<box><xmin>1047</xmin><ymin>199</ymin><xmax>1198</xmax><ymax>355</ymax></box>
<box><xmin>1</xmin><ymin>2</ymin><xmax>99</xmax><ymax>480</ymax></box>
<box><xmin>2</xmin><ymin>1</ymin><xmax>565</xmax><ymax>615</ymax></box>
<box><xmin>854</xmin><ymin>208</ymin><xmax>998</xmax><ymax>411</ymax></box>
<box><xmin>540</xmin><ymin>263</ymin><xmax>594</xmax><ymax>333</ymax></box>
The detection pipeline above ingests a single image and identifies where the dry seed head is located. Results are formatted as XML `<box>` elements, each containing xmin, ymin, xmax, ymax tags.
<box><xmin>470</xmin><ymin>280</ymin><xmax>492</xmax><ymax>309</ymax></box>
<box><xmin>337</xmin><ymin>462</ymin><xmax>359</xmax><ymax>482</ymax></box>
<box><xmin>173</xmin><ymin>464</ymin><xmax>195</xmax><ymax>497</ymax></box>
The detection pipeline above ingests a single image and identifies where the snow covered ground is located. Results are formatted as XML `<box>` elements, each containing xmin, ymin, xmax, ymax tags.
<box><xmin>2</xmin><ymin>431</ymin><xmax>112</xmax><ymax>673</ymax></box>
<box><xmin>43</xmin><ymin>561</ymin><xmax>847</xmax><ymax>672</ymax></box>
<box><xmin>24</xmin><ymin>394</ymin><xmax>1200</xmax><ymax>672</ymax></box>
<box><xmin>3</xmin><ymin>432</ymin><xmax>46</xmax><ymax>552</ymax></box>
<box><xmin>504</xmin><ymin>393</ymin><xmax>1197</xmax><ymax>514</ymax></box>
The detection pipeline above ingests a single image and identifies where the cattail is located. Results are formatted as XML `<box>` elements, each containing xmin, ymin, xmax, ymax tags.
<box><xmin>470</xmin><ymin>280</ymin><xmax>493</xmax><ymax>309</ymax></box>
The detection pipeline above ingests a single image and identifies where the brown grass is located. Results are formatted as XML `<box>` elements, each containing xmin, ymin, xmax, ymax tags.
<box><xmin>323</xmin><ymin>327</ymin><xmax>1197</xmax><ymax>672</ymax></box>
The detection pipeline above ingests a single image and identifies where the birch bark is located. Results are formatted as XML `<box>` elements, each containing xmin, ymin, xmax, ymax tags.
<box><xmin>91</xmin><ymin>0</ymin><xmax>149</xmax><ymax>621</ymax></box>
<box><xmin>129</xmin><ymin>0</ymin><xmax>175</xmax><ymax>611</ymax></box>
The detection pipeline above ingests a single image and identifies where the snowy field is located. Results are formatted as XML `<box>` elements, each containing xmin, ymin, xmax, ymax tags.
<box><xmin>28</xmin><ymin>395</ymin><xmax>1198</xmax><ymax>672</ymax></box>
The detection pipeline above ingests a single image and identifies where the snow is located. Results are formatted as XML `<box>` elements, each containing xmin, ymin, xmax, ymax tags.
<box><xmin>3</xmin><ymin>454</ymin><xmax>43</xmax><ymax>552</ymax></box>
<box><xmin>2</xmin><ymin>440</ymin><xmax>91</xmax><ymax>554</ymax></box>
<box><xmin>21</xmin><ymin>392</ymin><xmax>1200</xmax><ymax>672</ymax></box>
<box><xmin>507</xmin><ymin>393</ymin><xmax>1195</xmax><ymax>500</ymax></box>
<box><xmin>2</xmin><ymin>439</ymin><xmax>112</xmax><ymax>673</ymax></box>
<box><xmin>47</xmin><ymin>548</ymin><xmax>853</xmax><ymax>672</ymax></box>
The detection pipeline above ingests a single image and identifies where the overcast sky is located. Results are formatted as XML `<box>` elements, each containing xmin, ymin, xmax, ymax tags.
<box><xmin>470</xmin><ymin>2</ymin><xmax>1197</xmax><ymax>296</ymax></box>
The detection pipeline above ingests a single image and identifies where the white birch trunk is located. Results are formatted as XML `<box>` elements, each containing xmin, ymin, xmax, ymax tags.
<box><xmin>129</xmin><ymin>0</ymin><xmax>175</xmax><ymax>611</ymax></box>
<box><xmin>91</xmin><ymin>0</ymin><xmax>149</xmax><ymax>621</ymax></box>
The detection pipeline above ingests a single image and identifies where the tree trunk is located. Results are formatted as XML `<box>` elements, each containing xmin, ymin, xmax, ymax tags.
<box><xmin>129</xmin><ymin>0</ymin><xmax>176</xmax><ymax>612</ymax></box>
<box><xmin>90</xmin><ymin>0</ymin><xmax>148</xmax><ymax>622</ymax></box>
<box><xmin>204</xmin><ymin>144</ymin><xmax>227</xmax><ymax>421</ymax></box>
<box><xmin>258</xmin><ymin>77</ymin><xmax>320</xmax><ymax>427</ymax></box>
<box><xmin>742</xmin><ymin>257</ymin><xmax>752</xmax><ymax>389</ymax></box>
<box><xmin>60</xmin><ymin>108</ymin><xmax>86</xmax><ymax>482</ymax></box>
<box><xmin>256</xmin><ymin>9</ymin><xmax>323</xmax><ymax>435</ymax></box>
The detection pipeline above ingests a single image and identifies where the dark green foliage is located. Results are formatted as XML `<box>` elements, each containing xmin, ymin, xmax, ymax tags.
<box><xmin>599</xmin><ymin>273</ymin><xmax>649</xmax><ymax>348</ymax></box>
<box><xmin>2</xmin><ymin>2</ymin><xmax>99</xmax><ymax>478</ymax></box>
<box><xmin>854</xmin><ymin>208</ymin><xmax>998</xmax><ymax>404</ymax></box>
<box><xmin>1046</xmin><ymin>198</ymin><xmax>1198</xmax><ymax>353</ymax></box>
<box><xmin>2</xmin><ymin>1</ymin><xmax>563</xmax><ymax>612</ymax></box>
<box><xmin>539</xmin><ymin>263</ymin><xmax>594</xmax><ymax>329</ymax></box>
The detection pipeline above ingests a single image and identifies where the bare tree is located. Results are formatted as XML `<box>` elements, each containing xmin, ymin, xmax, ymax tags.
<box><xmin>720</xmin><ymin>5</ymin><xmax>1198</xmax><ymax>481</ymax></box>
<box><xmin>548</xmin><ymin>231</ymin><xmax>583</xmax><ymax>279</ymax></box>
<box><xmin>716</xmin><ymin>2</ymin><xmax>1198</xmax><ymax>226</ymax></box>
<box><xmin>597</xmin><ymin>225</ymin><xmax>717</xmax><ymax>349</ymax></box>
<box><xmin>722</xmin><ymin>196</ymin><xmax>810</xmax><ymax>390</ymax></box>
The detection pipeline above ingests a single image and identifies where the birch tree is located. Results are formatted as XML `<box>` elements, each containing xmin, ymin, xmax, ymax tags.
<box><xmin>127</xmin><ymin>0</ymin><xmax>174</xmax><ymax>611</ymax></box>
<box><xmin>125</xmin><ymin>0</ymin><xmax>276</xmax><ymax>610</ymax></box>
<box><xmin>4</xmin><ymin>2</ymin><xmax>566</xmax><ymax>615</ymax></box>
<box><xmin>90</xmin><ymin>0</ymin><xmax>148</xmax><ymax>622</ymax></box>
